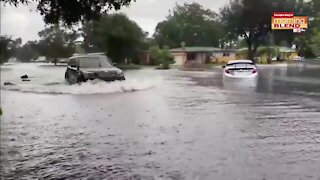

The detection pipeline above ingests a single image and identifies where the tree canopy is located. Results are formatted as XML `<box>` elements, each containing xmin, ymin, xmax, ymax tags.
<box><xmin>0</xmin><ymin>36</ymin><xmax>22</xmax><ymax>63</ymax></box>
<box><xmin>0</xmin><ymin>26</ymin><xmax>78</xmax><ymax>63</ymax></box>
<box><xmin>2</xmin><ymin>0</ymin><xmax>320</xmax><ymax>64</ymax></box>
<box><xmin>81</xmin><ymin>13</ymin><xmax>146</xmax><ymax>63</ymax></box>
<box><xmin>154</xmin><ymin>3</ymin><xmax>223</xmax><ymax>48</ymax></box>
<box><xmin>37</xmin><ymin>26</ymin><xmax>77</xmax><ymax>63</ymax></box>
<box><xmin>221</xmin><ymin>0</ymin><xmax>275</xmax><ymax>60</ymax></box>
<box><xmin>15</xmin><ymin>41</ymin><xmax>39</xmax><ymax>62</ymax></box>
<box><xmin>3</xmin><ymin>0</ymin><xmax>134</xmax><ymax>25</ymax></box>
<box><xmin>0</xmin><ymin>36</ymin><xmax>13</xmax><ymax>64</ymax></box>
<box><xmin>219</xmin><ymin>0</ymin><xmax>315</xmax><ymax>60</ymax></box>
<box><xmin>220</xmin><ymin>0</ymin><xmax>320</xmax><ymax>60</ymax></box>
<box><xmin>310</xmin><ymin>27</ymin><xmax>320</xmax><ymax>57</ymax></box>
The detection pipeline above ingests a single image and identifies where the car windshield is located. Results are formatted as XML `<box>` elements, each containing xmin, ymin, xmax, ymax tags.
<box><xmin>227</xmin><ymin>63</ymin><xmax>255</xmax><ymax>69</ymax></box>
<box><xmin>79</xmin><ymin>56</ymin><xmax>112</xmax><ymax>68</ymax></box>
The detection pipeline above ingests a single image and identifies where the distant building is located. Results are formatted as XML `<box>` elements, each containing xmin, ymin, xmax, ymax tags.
<box><xmin>236</xmin><ymin>46</ymin><xmax>298</xmax><ymax>63</ymax></box>
<box><xmin>170</xmin><ymin>47</ymin><xmax>236</xmax><ymax>66</ymax></box>
<box><xmin>278</xmin><ymin>47</ymin><xmax>298</xmax><ymax>60</ymax></box>
<box><xmin>34</xmin><ymin>56</ymin><xmax>47</xmax><ymax>63</ymax></box>
<box><xmin>8</xmin><ymin>57</ymin><xmax>17</xmax><ymax>63</ymax></box>
<box><xmin>139</xmin><ymin>51</ymin><xmax>151</xmax><ymax>65</ymax></box>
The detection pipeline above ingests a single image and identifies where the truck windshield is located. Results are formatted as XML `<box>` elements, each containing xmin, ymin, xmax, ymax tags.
<box><xmin>79</xmin><ymin>56</ymin><xmax>112</xmax><ymax>68</ymax></box>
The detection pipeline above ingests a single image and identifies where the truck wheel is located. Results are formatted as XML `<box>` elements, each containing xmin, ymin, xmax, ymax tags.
<box><xmin>68</xmin><ymin>74</ymin><xmax>79</xmax><ymax>85</ymax></box>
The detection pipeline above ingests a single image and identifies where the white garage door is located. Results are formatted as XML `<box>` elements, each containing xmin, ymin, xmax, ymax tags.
<box><xmin>174</xmin><ymin>55</ymin><xmax>185</xmax><ymax>65</ymax></box>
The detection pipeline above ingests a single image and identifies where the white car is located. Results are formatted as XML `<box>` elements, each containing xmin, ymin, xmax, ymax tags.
<box><xmin>293</xmin><ymin>56</ymin><xmax>302</xmax><ymax>61</ymax></box>
<box><xmin>223</xmin><ymin>60</ymin><xmax>258</xmax><ymax>78</ymax></box>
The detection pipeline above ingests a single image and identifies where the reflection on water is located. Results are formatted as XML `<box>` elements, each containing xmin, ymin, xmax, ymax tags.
<box><xmin>287</xmin><ymin>60</ymin><xmax>320</xmax><ymax>77</ymax></box>
<box><xmin>223</xmin><ymin>77</ymin><xmax>258</xmax><ymax>93</ymax></box>
<box><xmin>1</xmin><ymin>62</ymin><xmax>320</xmax><ymax>179</ymax></box>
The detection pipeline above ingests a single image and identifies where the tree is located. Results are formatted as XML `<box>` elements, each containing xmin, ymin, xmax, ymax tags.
<box><xmin>311</xmin><ymin>0</ymin><xmax>320</xmax><ymax>17</ymax></box>
<box><xmin>293</xmin><ymin>0</ymin><xmax>319</xmax><ymax>58</ymax></box>
<box><xmin>15</xmin><ymin>41</ymin><xmax>39</xmax><ymax>62</ymax></box>
<box><xmin>81</xmin><ymin>21</ymin><xmax>104</xmax><ymax>53</ymax></box>
<box><xmin>311</xmin><ymin>30</ymin><xmax>320</xmax><ymax>57</ymax></box>
<box><xmin>272</xmin><ymin>31</ymin><xmax>295</xmax><ymax>46</ymax></box>
<box><xmin>82</xmin><ymin>13</ymin><xmax>146</xmax><ymax>63</ymax></box>
<box><xmin>271</xmin><ymin>0</ymin><xmax>313</xmax><ymax>47</ymax></box>
<box><xmin>0</xmin><ymin>36</ymin><xmax>12</xmax><ymax>64</ymax></box>
<box><xmin>294</xmin><ymin>35</ymin><xmax>316</xmax><ymax>58</ymax></box>
<box><xmin>310</xmin><ymin>0</ymin><xmax>320</xmax><ymax>57</ymax></box>
<box><xmin>3</xmin><ymin>0</ymin><xmax>134</xmax><ymax>25</ymax></box>
<box><xmin>0</xmin><ymin>36</ymin><xmax>22</xmax><ymax>63</ymax></box>
<box><xmin>37</xmin><ymin>26</ymin><xmax>77</xmax><ymax>64</ymax></box>
<box><xmin>154</xmin><ymin>3</ymin><xmax>223</xmax><ymax>48</ymax></box>
<box><xmin>220</xmin><ymin>0</ymin><xmax>303</xmax><ymax>61</ymax></box>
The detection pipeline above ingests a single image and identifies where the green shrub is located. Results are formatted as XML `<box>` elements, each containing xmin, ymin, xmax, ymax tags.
<box><xmin>149</xmin><ymin>46</ymin><xmax>174</xmax><ymax>69</ymax></box>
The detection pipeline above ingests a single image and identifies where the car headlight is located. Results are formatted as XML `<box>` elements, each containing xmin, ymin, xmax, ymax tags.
<box><xmin>117</xmin><ymin>71</ymin><xmax>124</xmax><ymax>76</ymax></box>
<box><xmin>83</xmin><ymin>72</ymin><xmax>92</xmax><ymax>79</ymax></box>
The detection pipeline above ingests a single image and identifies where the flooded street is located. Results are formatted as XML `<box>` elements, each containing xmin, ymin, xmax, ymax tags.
<box><xmin>1</xmin><ymin>63</ymin><xmax>320</xmax><ymax>180</ymax></box>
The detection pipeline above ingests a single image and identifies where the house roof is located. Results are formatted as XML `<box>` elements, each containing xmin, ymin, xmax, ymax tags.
<box><xmin>279</xmin><ymin>46</ymin><xmax>296</xmax><ymax>53</ymax></box>
<box><xmin>170</xmin><ymin>47</ymin><xmax>236</xmax><ymax>53</ymax></box>
<box><xmin>236</xmin><ymin>46</ymin><xmax>296</xmax><ymax>53</ymax></box>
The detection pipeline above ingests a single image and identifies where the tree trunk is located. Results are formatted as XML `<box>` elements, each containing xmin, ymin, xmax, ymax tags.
<box><xmin>252</xmin><ymin>43</ymin><xmax>259</xmax><ymax>63</ymax></box>
<box><xmin>267</xmin><ymin>56</ymin><xmax>272</xmax><ymax>64</ymax></box>
<box><xmin>247</xmin><ymin>40</ymin><xmax>254</xmax><ymax>61</ymax></box>
<box><xmin>246</xmin><ymin>33</ymin><xmax>259</xmax><ymax>63</ymax></box>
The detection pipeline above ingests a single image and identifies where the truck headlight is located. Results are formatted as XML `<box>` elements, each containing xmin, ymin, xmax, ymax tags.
<box><xmin>117</xmin><ymin>71</ymin><xmax>124</xmax><ymax>76</ymax></box>
<box><xmin>83</xmin><ymin>72</ymin><xmax>92</xmax><ymax>79</ymax></box>
<box><xmin>84</xmin><ymin>73</ymin><xmax>89</xmax><ymax>79</ymax></box>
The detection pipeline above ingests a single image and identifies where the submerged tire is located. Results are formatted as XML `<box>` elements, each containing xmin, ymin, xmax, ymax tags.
<box><xmin>66</xmin><ymin>73</ymin><xmax>79</xmax><ymax>85</ymax></box>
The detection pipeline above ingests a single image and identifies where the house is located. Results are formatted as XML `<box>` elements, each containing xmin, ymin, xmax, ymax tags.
<box><xmin>8</xmin><ymin>57</ymin><xmax>17</xmax><ymax>63</ymax></box>
<box><xmin>34</xmin><ymin>56</ymin><xmax>47</xmax><ymax>63</ymax></box>
<box><xmin>278</xmin><ymin>47</ymin><xmax>298</xmax><ymax>60</ymax></box>
<box><xmin>139</xmin><ymin>50</ymin><xmax>151</xmax><ymax>65</ymax></box>
<box><xmin>236</xmin><ymin>46</ymin><xmax>298</xmax><ymax>63</ymax></box>
<box><xmin>170</xmin><ymin>47</ymin><xmax>236</xmax><ymax>66</ymax></box>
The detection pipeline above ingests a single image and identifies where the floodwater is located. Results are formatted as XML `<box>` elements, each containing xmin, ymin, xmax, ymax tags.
<box><xmin>1</xmin><ymin>62</ymin><xmax>320</xmax><ymax>180</ymax></box>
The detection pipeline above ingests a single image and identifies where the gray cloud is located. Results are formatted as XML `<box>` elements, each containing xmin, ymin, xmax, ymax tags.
<box><xmin>0</xmin><ymin>0</ymin><xmax>229</xmax><ymax>43</ymax></box>
<box><xmin>1</xmin><ymin>3</ymin><xmax>45</xmax><ymax>43</ymax></box>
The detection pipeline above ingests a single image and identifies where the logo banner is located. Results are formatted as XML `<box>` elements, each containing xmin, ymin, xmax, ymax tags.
<box><xmin>272</xmin><ymin>12</ymin><xmax>308</xmax><ymax>33</ymax></box>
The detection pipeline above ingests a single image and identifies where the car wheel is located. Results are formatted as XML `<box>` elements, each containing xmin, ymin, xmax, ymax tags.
<box><xmin>68</xmin><ymin>73</ymin><xmax>79</xmax><ymax>85</ymax></box>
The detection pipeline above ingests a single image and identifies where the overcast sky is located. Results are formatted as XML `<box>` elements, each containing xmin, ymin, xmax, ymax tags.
<box><xmin>0</xmin><ymin>0</ymin><xmax>229</xmax><ymax>43</ymax></box>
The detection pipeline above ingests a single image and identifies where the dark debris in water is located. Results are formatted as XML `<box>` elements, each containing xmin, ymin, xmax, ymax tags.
<box><xmin>4</xmin><ymin>82</ymin><xmax>16</xmax><ymax>86</ymax></box>
<box><xmin>21</xmin><ymin>75</ymin><xmax>29</xmax><ymax>79</ymax></box>
<box><xmin>143</xmin><ymin>150</ymin><xmax>156</xmax><ymax>156</ymax></box>
<box><xmin>44</xmin><ymin>82</ymin><xmax>61</xmax><ymax>86</ymax></box>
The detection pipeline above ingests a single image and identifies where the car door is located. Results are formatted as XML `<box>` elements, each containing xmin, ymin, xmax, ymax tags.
<box><xmin>66</xmin><ymin>57</ymin><xmax>79</xmax><ymax>80</ymax></box>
